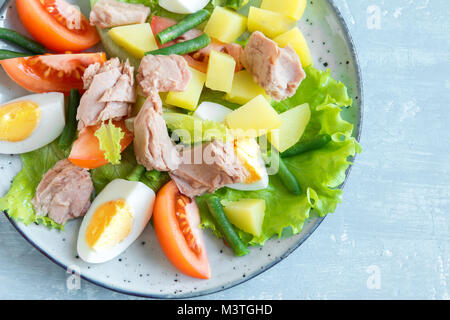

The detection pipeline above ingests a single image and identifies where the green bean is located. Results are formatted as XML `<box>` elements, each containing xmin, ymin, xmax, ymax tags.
<box><xmin>126</xmin><ymin>165</ymin><xmax>146</xmax><ymax>182</ymax></box>
<box><xmin>156</xmin><ymin>10</ymin><xmax>210</xmax><ymax>45</ymax></box>
<box><xmin>58</xmin><ymin>90</ymin><xmax>80</xmax><ymax>150</ymax></box>
<box><xmin>278</xmin><ymin>156</ymin><xmax>302</xmax><ymax>195</ymax></box>
<box><xmin>0</xmin><ymin>28</ymin><xmax>46</xmax><ymax>54</ymax></box>
<box><xmin>0</xmin><ymin>49</ymin><xmax>33</xmax><ymax>60</ymax></box>
<box><xmin>281</xmin><ymin>134</ymin><xmax>332</xmax><ymax>158</ymax></box>
<box><xmin>206</xmin><ymin>196</ymin><xmax>250</xmax><ymax>257</ymax></box>
<box><xmin>146</xmin><ymin>34</ymin><xmax>211</xmax><ymax>56</ymax></box>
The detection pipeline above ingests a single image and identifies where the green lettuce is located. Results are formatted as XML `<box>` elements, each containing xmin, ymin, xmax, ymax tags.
<box><xmin>94</xmin><ymin>121</ymin><xmax>125</xmax><ymax>165</ymax></box>
<box><xmin>0</xmin><ymin>140</ymin><xmax>66</xmax><ymax>230</ymax></box>
<box><xmin>90</xmin><ymin>146</ymin><xmax>138</xmax><ymax>192</ymax></box>
<box><xmin>196</xmin><ymin>66</ymin><xmax>361</xmax><ymax>246</ymax></box>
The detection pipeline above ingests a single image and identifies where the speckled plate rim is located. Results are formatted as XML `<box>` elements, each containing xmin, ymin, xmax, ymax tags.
<box><xmin>3</xmin><ymin>0</ymin><xmax>363</xmax><ymax>299</ymax></box>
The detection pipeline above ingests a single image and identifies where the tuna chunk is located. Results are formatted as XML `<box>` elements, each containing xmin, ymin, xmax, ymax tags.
<box><xmin>133</xmin><ymin>93</ymin><xmax>182</xmax><ymax>171</ymax></box>
<box><xmin>90</xmin><ymin>0</ymin><xmax>151</xmax><ymax>29</ymax></box>
<box><xmin>32</xmin><ymin>160</ymin><xmax>94</xmax><ymax>225</ymax></box>
<box><xmin>137</xmin><ymin>55</ymin><xmax>192</xmax><ymax>96</ymax></box>
<box><xmin>240</xmin><ymin>31</ymin><xmax>306</xmax><ymax>101</ymax></box>
<box><xmin>77</xmin><ymin>58</ymin><xmax>136</xmax><ymax>130</ymax></box>
<box><xmin>170</xmin><ymin>140</ymin><xmax>249</xmax><ymax>198</ymax></box>
<box><xmin>54</xmin><ymin>0</ymin><xmax>83</xmax><ymax>30</ymax></box>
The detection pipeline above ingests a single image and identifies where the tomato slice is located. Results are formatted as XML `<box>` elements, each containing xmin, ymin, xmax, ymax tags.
<box><xmin>153</xmin><ymin>181</ymin><xmax>211</xmax><ymax>279</ymax></box>
<box><xmin>0</xmin><ymin>53</ymin><xmax>106</xmax><ymax>93</ymax></box>
<box><xmin>16</xmin><ymin>0</ymin><xmax>100</xmax><ymax>52</ymax></box>
<box><xmin>69</xmin><ymin>120</ymin><xmax>133</xmax><ymax>169</ymax></box>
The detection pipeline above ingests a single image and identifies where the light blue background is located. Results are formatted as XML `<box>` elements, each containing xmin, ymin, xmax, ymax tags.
<box><xmin>0</xmin><ymin>0</ymin><xmax>449</xmax><ymax>300</ymax></box>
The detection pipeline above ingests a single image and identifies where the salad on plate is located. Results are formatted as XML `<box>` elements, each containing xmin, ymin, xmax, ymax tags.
<box><xmin>0</xmin><ymin>0</ymin><xmax>361</xmax><ymax>280</ymax></box>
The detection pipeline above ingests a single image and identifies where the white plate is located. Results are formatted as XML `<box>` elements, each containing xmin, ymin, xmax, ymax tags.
<box><xmin>0</xmin><ymin>0</ymin><xmax>362</xmax><ymax>298</ymax></box>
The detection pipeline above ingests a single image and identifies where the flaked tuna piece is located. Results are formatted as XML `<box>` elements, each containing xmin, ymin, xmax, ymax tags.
<box><xmin>99</xmin><ymin>75</ymin><xmax>135</xmax><ymax>102</ymax></box>
<box><xmin>169</xmin><ymin>140</ymin><xmax>249</xmax><ymax>198</ymax></box>
<box><xmin>133</xmin><ymin>93</ymin><xmax>182</xmax><ymax>172</ymax></box>
<box><xmin>54</xmin><ymin>0</ymin><xmax>83</xmax><ymax>30</ymax></box>
<box><xmin>82</xmin><ymin>62</ymin><xmax>102</xmax><ymax>90</ymax></box>
<box><xmin>240</xmin><ymin>31</ymin><xmax>306</xmax><ymax>101</ymax></box>
<box><xmin>32</xmin><ymin>159</ymin><xmax>94</xmax><ymax>225</ymax></box>
<box><xmin>81</xmin><ymin>57</ymin><xmax>123</xmax><ymax>90</ymax></box>
<box><xmin>77</xmin><ymin>58</ymin><xmax>136</xmax><ymax>130</ymax></box>
<box><xmin>90</xmin><ymin>0</ymin><xmax>151</xmax><ymax>29</ymax></box>
<box><xmin>137</xmin><ymin>55</ymin><xmax>192</xmax><ymax>96</ymax></box>
<box><xmin>98</xmin><ymin>101</ymin><xmax>131</xmax><ymax>123</ymax></box>
<box><xmin>77</xmin><ymin>67</ymin><xmax>122</xmax><ymax>129</ymax></box>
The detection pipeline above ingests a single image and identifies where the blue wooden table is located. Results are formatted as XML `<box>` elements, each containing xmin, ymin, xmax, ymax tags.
<box><xmin>0</xmin><ymin>0</ymin><xmax>449</xmax><ymax>300</ymax></box>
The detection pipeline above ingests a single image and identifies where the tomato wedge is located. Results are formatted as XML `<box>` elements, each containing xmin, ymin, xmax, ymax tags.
<box><xmin>153</xmin><ymin>181</ymin><xmax>211</xmax><ymax>279</ymax></box>
<box><xmin>69</xmin><ymin>121</ymin><xmax>133</xmax><ymax>169</ymax></box>
<box><xmin>0</xmin><ymin>53</ymin><xmax>106</xmax><ymax>93</ymax></box>
<box><xmin>16</xmin><ymin>0</ymin><xmax>100</xmax><ymax>52</ymax></box>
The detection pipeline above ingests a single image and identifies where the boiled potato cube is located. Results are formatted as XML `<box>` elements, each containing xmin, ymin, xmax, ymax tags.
<box><xmin>274</xmin><ymin>27</ymin><xmax>312</xmax><ymax>67</ymax></box>
<box><xmin>225</xmin><ymin>70</ymin><xmax>271</xmax><ymax>104</ymax></box>
<box><xmin>204</xmin><ymin>7</ymin><xmax>248</xmax><ymax>43</ymax></box>
<box><xmin>225</xmin><ymin>95</ymin><xmax>282</xmax><ymax>138</ymax></box>
<box><xmin>247</xmin><ymin>7</ymin><xmax>296</xmax><ymax>39</ymax></box>
<box><xmin>223</xmin><ymin>199</ymin><xmax>266</xmax><ymax>237</ymax></box>
<box><xmin>165</xmin><ymin>68</ymin><xmax>206</xmax><ymax>111</ymax></box>
<box><xmin>269</xmin><ymin>103</ymin><xmax>311</xmax><ymax>152</ymax></box>
<box><xmin>206</xmin><ymin>50</ymin><xmax>236</xmax><ymax>93</ymax></box>
<box><xmin>261</xmin><ymin>0</ymin><xmax>307</xmax><ymax>20</ymax></box>
<box><xmin>108</xmin><ymin>23</ymin><xmax>158</xmax><ymax>59</ymax></box>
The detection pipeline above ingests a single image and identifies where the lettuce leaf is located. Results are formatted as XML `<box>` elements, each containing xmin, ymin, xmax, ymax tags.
<box><xmin>0</xmin><ymin>140</ymin><xmax>66</xmax><ymax>230</ymax></box>
<box><xmin>196</xmin><ymin>66</ymin><xmax>361</xmax><ymax>246</ymax></box>
<box><xmin>94</xmin><ymin>121</ymin><xmax>125</xmax><ymax>165</ymax></box>
<box><xmin>90</xmin><ymin>146</ymin><xmax>138</xmax><ymax>192</ymax></box>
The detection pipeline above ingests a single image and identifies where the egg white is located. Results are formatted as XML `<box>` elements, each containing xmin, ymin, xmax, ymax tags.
<box><xmin>158</xmin><ymin>0</ymin><xmax>210</xmax><ymax>14</ymax></box>
<box><xmin>77</xmin><ymin>179</ymin><xmax>156</xmax><ymax>264</ymax></box>
<box><xmin>0</xmin><ymin>92</ymin><xmax>65</xmax><ymax>154</ymax></box>
<box><xmin>226</xmin><ymin>156</ymin><xmax>270</xmax><ymax>191</ymax></box>
<box><xmin>194</xmin><ymin>101</ymin><xmax>233</xmax><ymax>123</ymax></box>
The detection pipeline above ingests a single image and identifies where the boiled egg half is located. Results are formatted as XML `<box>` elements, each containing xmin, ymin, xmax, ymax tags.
<box><xmin>228</xmin><ymin>138</ymin><xmax>269</xmax><ymax>191</ymax></box>
<box><xmin>0</xmin><ymin>92</ymin><xmax>65</xmax><ymax>154</ymax></box>
<box><xmin>77</xmin><ymin>179</ymin><xmax>155</xmax><ymax>264</ymax></box>
<box><xmin>194</xmin><ymin>101</ymin><xmax>269</xmax><ymax>191</ymax></box>
<box><xmin>158</xmin><ymin>0</ymin><xmax>210</xmax><ymax>14</ymax></box>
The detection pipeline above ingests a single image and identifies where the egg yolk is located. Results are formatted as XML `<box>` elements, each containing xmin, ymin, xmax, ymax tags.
<box><xmin>0</xmin><ymin>101</ymin><xmax>41</xmax><ymax>142</ymax></box>
<box><xmin>86</xmin><ymin>199</ymin><xmax>134</xmax><ymax>251</ymax></box>
<box><xmin>235</xmin><ymin>138</ymin><xmax>264</xmax><ymax>183</ymax></box>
